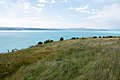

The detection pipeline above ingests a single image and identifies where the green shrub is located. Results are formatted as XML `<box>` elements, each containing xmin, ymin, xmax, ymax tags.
<box><xmin>60</xmin><ymin>37</ymin><xmax>64</xmax><ymax>41</ymax></box>
<box><xmin>44</xmin><ymin>39</ymin><xmax>54</xmax><ymax>44</ymax></box>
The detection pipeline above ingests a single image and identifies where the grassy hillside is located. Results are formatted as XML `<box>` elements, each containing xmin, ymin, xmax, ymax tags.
<box><xmin>0</xmin><ymin>37</ymin><xmax>120</xmax><ymax>80</ymax></box>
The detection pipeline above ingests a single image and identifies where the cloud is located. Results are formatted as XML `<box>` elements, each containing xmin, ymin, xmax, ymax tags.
<box><xmin>0</xmin><ymin>0</ymin><xmax>120</xmax><ymax>29</ymax></box>
<box><xmin>50</xmin><ymin>0</ymin><xmax>55</xmax><ymax>3</ymax></box>
<box><xmin>69</xmin><ymin>5</ymin><xmax>91</xmax><ymax>13</ymax></box>
<box><xmin>69</xmin><ymin>4</ymin><xmax>101</xmax><ymax>14</ymax></box>
<box><xmin>15</xmin><ymin>0</ymin><xmax>56</xmax><ymax>13</ymax></box>
<box><xmin>68</xmin><ymin>3</ymin><xmax>120</xmax><ymax>29</ymax></box>
<box><xmin>10</xmin><ymin>0</ymin><xmax>44</xmax><ymax>14</ymax></box>
<box><xmin>38</xmin><ymin>0</ymin><xmax>48</xmax><ymax>3</ymax></box>
<box><xmin>0</xmin><ymin>1</ymin><xmax>4</xmax><ymax>4</ymax></box>
<box><xmin>0</xmin><ymin>17</ymin><xmax>63</xmax><ymax>28</ymax></box>
<box><xmin>64</xmin><ymin>0</ymin><xmax>68</xmax><ymax>2</ymax></box>
<box><xmin>17</xmin><ymin>0</ymin><xmax>30</xmax><ymax>12</ymax></box>
<box><xmin>88</xmin><ymin>4</ymin><xmax>120</xmax><ymax>20</ymax></box>
<box><xmin>37</xmin><ymin>0</ymin><xmax>55</xmax><ymax>4</ymax></box>
<box><xmin>10</xmin><ymin>0</ymin><xmax>56</xmax><ymax>14</ymax></box>
<box><xmin>56</xmin><ymin>15</ymin><xmax>62</xmax><ymax>18</ymax></box>
<box><xmin>87</xmin><ymin>3</ymin><xmax>120</xmax><ymax>29</ymax></box>
<box><xmin>90</xmin><ymin>0</ymin><xmax>120</xmax><ymax>4</ymax></box>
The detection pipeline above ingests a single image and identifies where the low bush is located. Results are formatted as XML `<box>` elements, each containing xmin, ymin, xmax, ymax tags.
<box><xmin>44</xmin><ymin>39</ymin><xmax>54</xmax><ymax>44</ymax></box>
<box><xmin>38</xmin><ymin>41</ymin><xmax>43</xmax><ymax>45</ymax></box>
<box><xmin>60</xmin><ymin>37</ymin><xmax>64</xmax><ymax>41</ymax></box>
<box><xmin>93</xmin><ymin>36</ymin><xmax>97</xmax><ymax>38</ymax></box>
<box><xmin>99</xmin><ymin>36</ymin><xmax>101</xmax><ymax>38</ymax></box>
<box><xmin>71</xmin><ymin>37</ymin><xmax>79</xmax><ymax>40</ymax></box>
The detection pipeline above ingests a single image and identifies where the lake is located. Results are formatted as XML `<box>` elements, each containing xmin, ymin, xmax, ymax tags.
<box><xmin>0</xmin><ymin>30</ymin><xmax>120</xmax><ymax>53</ymax></box>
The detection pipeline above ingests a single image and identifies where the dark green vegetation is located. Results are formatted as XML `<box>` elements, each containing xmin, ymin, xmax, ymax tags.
<box><xmin>44</xmin><ymin>39</ymin><xmax>54</xmax><ymax>44</ymax></box>
<box><xmin>60</xmin><ymin>37</ymin><xmax>64</xmax><ymax>41</ymax></box>
<box><xmin>0</xmin><ymin>37</ymin><xmax>120</xmax><ymax>80</ymax></box>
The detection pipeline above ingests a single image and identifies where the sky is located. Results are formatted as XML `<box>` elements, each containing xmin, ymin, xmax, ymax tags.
<box><xmin>0</xmin><ymin>0</ymin><xmax>120</xmax><ymax>29</ymax></box>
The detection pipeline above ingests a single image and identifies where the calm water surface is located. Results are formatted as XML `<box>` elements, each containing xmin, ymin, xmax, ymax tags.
<box><xmin>0</xmin><ymin>30</ymin><xmax>120</xmax><ymax>53</ymax></box>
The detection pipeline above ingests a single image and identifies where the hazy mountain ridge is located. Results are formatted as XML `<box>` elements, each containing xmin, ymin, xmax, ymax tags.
<box><xmin>0</xmin><ymin>27</ymin><xmax>62</xmax><ymax>30</ymax></box>
<box><xmin>0</xmin><ymin>27</ymin><xmax>120</xmax><ymax>31</ymax></box>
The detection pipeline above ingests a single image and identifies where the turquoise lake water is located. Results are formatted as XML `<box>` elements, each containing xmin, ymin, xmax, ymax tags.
<box><xmin>0</xmin><ymin>30</ymin><xmax>120</xmax><ymax>53</ymax></box>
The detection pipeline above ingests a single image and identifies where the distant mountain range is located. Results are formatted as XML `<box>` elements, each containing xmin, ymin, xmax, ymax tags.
<box><xmin>67</xmin><ymin>28</ymin><xmax>109</xmax><ymax>31</ymax></box>
<box><xmin>0</xmin><ymin>27</ymin><xmax>119</xmax><ymax>31</ymax></box>
<box><xmin>0</xmin><ymin>27</ymin><xmax>62</xmax><ymax>30</ymax></box>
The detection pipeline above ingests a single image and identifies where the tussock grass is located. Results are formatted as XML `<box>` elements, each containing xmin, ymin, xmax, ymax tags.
<box><xmin>0</xmin><ymin>38</ymin><xmax>120</xmax><ymax>80</ymax></box>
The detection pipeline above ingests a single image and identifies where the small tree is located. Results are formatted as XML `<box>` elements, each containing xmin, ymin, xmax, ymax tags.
<box><xmin>60</xmin><ymin>37</ymin><xmax>64</xmax><ymax>41</ymax></box>
<box><xmin>38</xmin><ymin>41</ymin><xmax>43</xmax><ymax>45</ymax></box>
<box><xmin>44</xmin><ymin>39</ymin><xmax>54</xmax><ymax>44</ymax></box>
<box><xmin>99</xmin><ymin>36</ymin><xmax>101</xmax><ymax>38</ymax></box>
<box><xmin>93</xmin><ymin>36</ymin><xmax>97</xmax><ymax>38</ymax></box>
<box><xmin>71</xmin><ymin>37</ymin><xmax>76</xmax><ymax>40</ymax></box>
<box><xmin>82</xmin><ymin>37</ymin><xmax>86</xmax><ymax>39</ymax></box>
<box><xmin>103</xmin><ymin>36</ymin><xmax>105</xmax><ymax>38</ymax></box>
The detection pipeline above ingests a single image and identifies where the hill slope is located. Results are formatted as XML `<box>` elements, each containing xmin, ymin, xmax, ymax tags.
<box><xmin>0</xmin><ymin>38</ymin><xmax>120</xmax><ymax>80</ymax></box>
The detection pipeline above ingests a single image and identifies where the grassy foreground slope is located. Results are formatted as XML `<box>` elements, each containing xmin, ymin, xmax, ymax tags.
<box><xmin>0</xmin><ymin>38</ymin><xmax>120</xmax><ymax>80</ymax></box>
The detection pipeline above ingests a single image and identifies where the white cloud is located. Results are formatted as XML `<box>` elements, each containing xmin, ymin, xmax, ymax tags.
<box><xmin>38</xmin><ymin>0</ymin><xmax>48</xmax><ymax>3</ymax></box>
<box><xmin>69</xmin><ymin>4</ymin><xmax>101</xmax><ymax>14</ymax></box>
<box><xmin>68</xmin><ymin>2</ymin><xmax>120</xmax><ymax>29</ymax></box>
<box><xmin>50</xmin><ymin>0</ymin><xmax>55</xmax><ymax>3</ymax></box>
<box><xmin>11</xmin><ymin>0</ymin><xmax>44</xmax><ymax>14</ymax></box>
<box><xmin>56</xmin><ymin>15</ymin><xmax>62</xmax><ymax>18</ymax></box>
<box><xmin>14</xmin><ymin>0</ymin><xmax>56</xmax><ymax>14</ymax></box>
<box><xmin>37</xmin><ymin>3</ymin><xmax>45</xmax><ymax>7</ymax></box>
<box><xmin>64</xmin><ymin>0</ymin><xmax>67</xmax><ymax>2</ymax></box>
<box><xmin>88</xmin><ymin>4</ymin><xmax>120</xmax><ymax>20</ymax></box>
<box><xmin>90</xmin><ymin>0</ymin><xmax>120</xmax><ymax>4</ymax></box>
<box><xmin>0</xmin><ymin>17</ymin><xmax>110</xmax><ymax>29</ymax></box>
<box><xmin>89</xmin><ymin>0</ymin><xmax>106</xmax><ymax>4</ymax></box>
<box><xmin>0</xmin><ymin>0</ymin><xmax>120</xmax><ymax>29</ymax></box>
<box><xmin>0</xmin><ymin>1</ymin><xmax>4</xmax><ymax>4</ymax></box>
<box><xmin>17</xmin><ymin>0</ymin><xmax>30</xmax><ymax>11</ymax></box>
<box><xmin>0</xmin><ymin>17</ymin><xmax>56</xmax><ymax>28</ymax></box>
<box><xmin>69</xmin><ymin>5</ymin><xmax>90</xmax><ymax>13</ymax></box>
<box><xmin>88</xmin><ymin>3</ymin><xmax>120</xmax><ymax>29</ymax></box>
<box><xmin>37</xmin><ymin>0</ymin><xmax>55</xmax><ymax>4</ymax></box>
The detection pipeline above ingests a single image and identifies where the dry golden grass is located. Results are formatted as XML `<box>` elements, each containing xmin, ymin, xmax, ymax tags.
<box><xmin>0</xmin><ymin>37</ymin><xmax>120</xmax><ymax>80</ymax></box>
